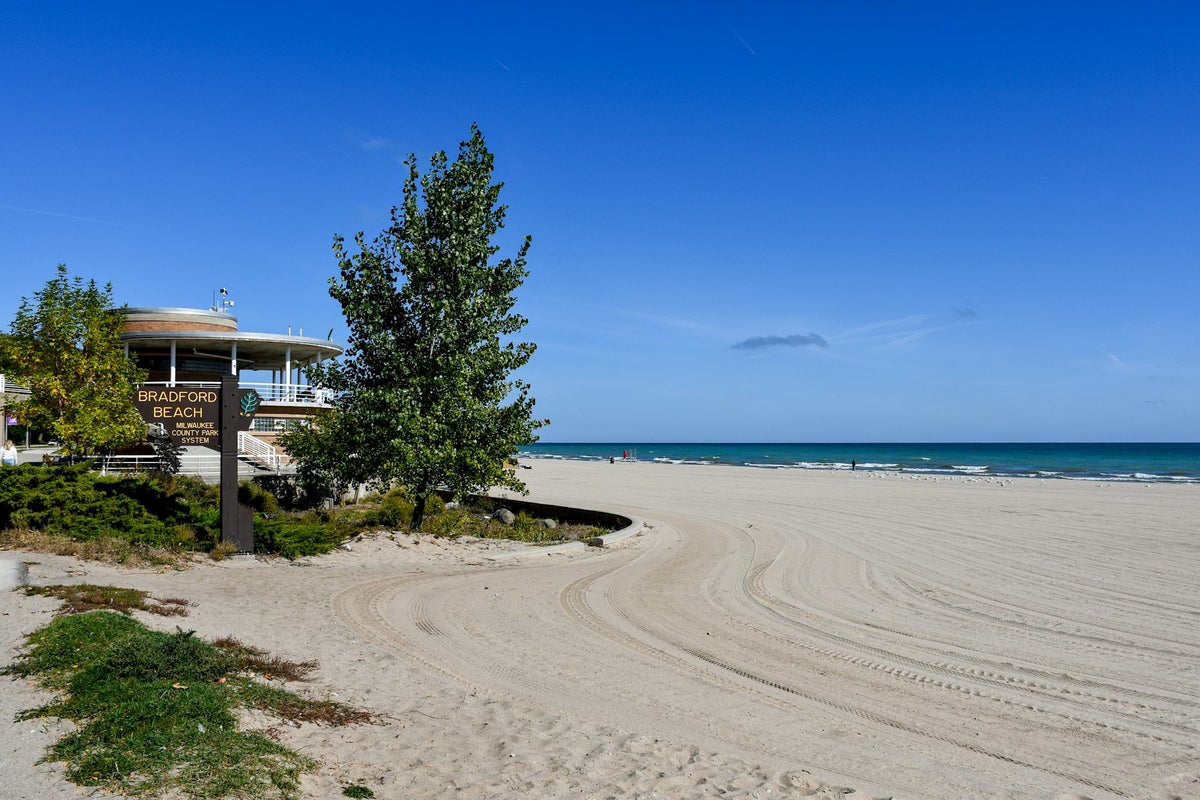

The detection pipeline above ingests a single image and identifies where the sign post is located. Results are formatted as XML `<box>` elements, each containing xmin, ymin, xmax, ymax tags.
<box><xmin>219</xmin><ymin>375</ymin><xmax>260</xmax><ymax>552</ymax></box>
<box><xmin>135</xmin><ymin>377</ymin><xmax>260</xmax><ymax>552</ymax></box>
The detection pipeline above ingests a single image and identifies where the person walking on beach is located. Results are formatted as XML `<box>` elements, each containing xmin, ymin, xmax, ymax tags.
<box><xmin>1</xmin><ymin>439</ymin><xmax>18</xmax><ymax>467</ymax></box>
<box><xmin>851</xmin><ymin>459</ymin><xmax>856</xmax><ymax>471</ymax></box>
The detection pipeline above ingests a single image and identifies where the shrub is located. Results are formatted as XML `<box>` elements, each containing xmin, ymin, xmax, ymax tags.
<box><xmin>420</xmin><ymin>507</ymin><xmax>466</xmax><ymax>538</ymax></box>
<box><xmin>254</xmin><ymin>512</ymin><xmax>353</xmax><ymax>559</ymax></box>
<box><xmin>0</xmin><ymin>466</ymin><xmax>223</xmax><ymax>556</ymax></box>
<box><xmin>368</xmin><ymin>489</ymin><xmax>415</xmax><ymax>530</ymax></box>
<box><xmin>0</xmin><ymin>465</ymin><xmax>174</xmax><ymax>545</ymax></box>
<box><xmin>251</xmin><ymin>475</ymin><xmax>324</xmax><ymax>511</ymax></box>
<box><xmin>238</xmin><ymin>480</ymin><xmax>281</xmax><ymax>515</ymax></box>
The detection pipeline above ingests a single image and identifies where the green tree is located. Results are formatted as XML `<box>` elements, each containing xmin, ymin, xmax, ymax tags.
<box><xmin>0</xmin><ymin>265</ymin><xmax>147</xmax><ymax>458</ymax></box>
<box><xmin>283</xmin><ymin>126</ymin><xmax>546</xmax><ymax>528</ymax></box>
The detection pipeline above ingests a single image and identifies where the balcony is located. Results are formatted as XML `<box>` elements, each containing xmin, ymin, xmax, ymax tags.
<box><xmin>138</xmin><ymin>381</ymin><xmax>334</xmax><ymax>409</ymax></box>
<box><xmin>240</xmin><ymin>381</ymin><xmax>334</xmax><ymax>408</ymax></box>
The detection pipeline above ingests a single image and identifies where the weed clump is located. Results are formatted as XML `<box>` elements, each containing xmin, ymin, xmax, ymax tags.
<box><xmin>4</xmin><ymin>605</ymin><xmax>374</xmax><ymax>800</ymax></box>
<box><xmin>23</xmin><ymin>583</ymin><xmax>191</xmax><ymax>617</ymax></box>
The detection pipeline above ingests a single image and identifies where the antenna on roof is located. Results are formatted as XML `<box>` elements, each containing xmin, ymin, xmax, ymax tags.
<box><xmin>210</xmin><ymin>288</ymin><xmax>235</xmax><ymax>313</ymax></box>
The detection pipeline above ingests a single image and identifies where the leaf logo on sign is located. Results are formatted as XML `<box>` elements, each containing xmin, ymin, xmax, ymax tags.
<box><xmin>239</xmin><ymin>391</ymin><xmax>260</xmax><ymax>418</ymax></box>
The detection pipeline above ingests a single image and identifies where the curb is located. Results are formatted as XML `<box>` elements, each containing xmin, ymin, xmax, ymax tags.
<box><xmin>485</xmin><ymin>515</ymin><xmax>645</xmax><ymax>560</ymax></box>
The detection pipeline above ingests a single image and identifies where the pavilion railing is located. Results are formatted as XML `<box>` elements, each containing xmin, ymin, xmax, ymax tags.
<box><xmin>136</xmin><ymin>381</ymin><xmax>333</xmax><ymax>407</ymax></box>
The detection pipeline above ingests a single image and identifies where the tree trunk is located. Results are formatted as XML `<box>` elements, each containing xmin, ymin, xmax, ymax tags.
<box><xmin>409</xmin><ymin>480</ymin><xmax>430</xmax><ymax>530</ymax></box>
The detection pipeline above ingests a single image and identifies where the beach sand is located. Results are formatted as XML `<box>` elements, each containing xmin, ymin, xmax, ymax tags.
<box><xmin>2</xmin><ymin>461</ymin><xmax>1198</xmax><ymax>799</ymax></box>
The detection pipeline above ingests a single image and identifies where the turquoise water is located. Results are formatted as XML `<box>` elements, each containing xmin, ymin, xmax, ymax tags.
<box><xmin>517</xmin><ymin>442</ymin><xmax>1200</xmax><ymax>483</ymax></box>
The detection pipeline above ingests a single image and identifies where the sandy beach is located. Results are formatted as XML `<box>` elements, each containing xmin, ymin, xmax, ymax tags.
<box><xmin>2</xmin><ymin>460</ymin><xmax>1198</xmax><ymax>799</ymax></box>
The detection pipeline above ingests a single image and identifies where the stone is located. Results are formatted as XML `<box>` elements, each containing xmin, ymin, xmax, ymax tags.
<box><xmin>495</xmin><ymin>508</ymin><xmax>516</xmax><ymax>525</ymax></box>
<box><xmin>587</xmin><ymin>536</ymin><xmax>605</xmax><ymax>548</ymax></box>
<box><xmin>538</xmin><ymin>518</ymin><xmax>557</xmax><ymax>529</ymax></box>
<box><xmin>0</xmin><ymin>559</ymin><xmax>29</xmax><ymax>590</ymax></box>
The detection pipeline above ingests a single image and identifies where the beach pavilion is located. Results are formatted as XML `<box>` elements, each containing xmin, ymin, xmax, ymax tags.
<box><xmin>118</xmin><ymin>304</ymin><xmax>343</xmax><ymax>477</ymax></box>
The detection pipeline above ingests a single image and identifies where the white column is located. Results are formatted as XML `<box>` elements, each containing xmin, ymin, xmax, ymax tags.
<box><xmin>285</xmin><ymin>346</ymin><xmax>293</xmax><ymax>401</ymax></box>
<box><xmin>169</xmin><ymin>340</ymin><xmax>177</xmax><ymax>387</ymax></box>
<box><xmin>230</xmin><ymin>342</ymin><xmax>238</xmax><ymax>376</ymax></box>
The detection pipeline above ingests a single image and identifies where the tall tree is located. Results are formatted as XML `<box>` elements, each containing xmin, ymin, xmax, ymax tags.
<box><xmin>1</xmin><ymin>265</ymin><xmax>147</xmax><ymax>457</ymax></box>
<box><xmin>284</xmin><ymin>125</ymin><xmax>546</xmax><ymax>528</ymax></box>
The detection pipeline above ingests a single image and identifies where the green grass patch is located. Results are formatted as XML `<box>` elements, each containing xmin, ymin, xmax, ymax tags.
<box><xmin>4</xmin><ymin>607</ymin><xmax>374</xmax><ymax>799</ymax></box>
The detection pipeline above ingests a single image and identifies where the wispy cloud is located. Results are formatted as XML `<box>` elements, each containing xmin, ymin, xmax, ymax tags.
<box><xmin>1106</xmin><ymin>352</ymin><xmax>1130</xmax><ymax>370</ymax></box>
<box><xmin>355</xmin><ymin>204</ymin><xmax>389</xmax><ymax>224</ymax></box>
<box><xmin>0</xmin><ymin>203</ymin><xmax>132</xmax><ymax>228</ymax></box>
<box><xmin>831</xmin><ymin>309</ymin><xmax>985</xmax><ymax>351</ymax></box>
<box><xmin>880</xmin><ymin>326</ymin><xmax>948</xmax><ymax>349</ymax></box>
<box><xmin>621</xmin><ymin>308</ymin><xmax>717</xmax><ymax>336</ymax></box>
<box><xmin>732</xmin><ymin>333</ymin><xmax>828</xmax><ymax>350</ymax></box>
<box><xmin>354</xmin><ymin>134</ymin><xmax>394</xmax><ymax>151</ymax></box>
<box><xmin>835</xmin><ymin>314</ymin><xmax>929</xmax><ymax>341</ymax></box>
<box><xmin>729</xmin><ymin>27</ymin><xmax>757</xmax><ymax>55</ymax></box>
<box><xmin>493</xmin><ymin>58</ymin><xmax>511</xmax><ymax>72</ymax></box>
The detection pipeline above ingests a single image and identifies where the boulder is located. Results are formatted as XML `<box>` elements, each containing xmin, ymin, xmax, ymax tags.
<box><xmin>495</xmin><ymin>508</ymin><xmax>516</xmax><ymax>525</ymax></box>
<box><xmin>538</xmin><ymin>518</ymin><xmax>557</xmax><ymax>530</ymax></box>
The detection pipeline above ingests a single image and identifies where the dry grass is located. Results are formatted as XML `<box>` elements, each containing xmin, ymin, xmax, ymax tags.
<box><xmin>208</xmin><ymin>540</ymin><xmax>240</xmax><ymax>561</ymax></box>
<box><xmin>22</xmin><ymin>584</ymin><xmax>194</xmax><ymax>617</ymax></box>
<box><xmin>211</xmin><ymin>636</ymin><xmax>319</xmax><ymax>682</ymax></box>
<box><xmin>0</xmin><ymin>527</ymin><xmax>192</xmax><ymax>568</ymax></box>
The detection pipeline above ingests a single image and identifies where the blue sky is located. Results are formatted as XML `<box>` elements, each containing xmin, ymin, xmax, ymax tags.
<box><xmin>3</xmin><ymin>3</ymin><xmax>1197</xmax><ymax>442</ymax></box>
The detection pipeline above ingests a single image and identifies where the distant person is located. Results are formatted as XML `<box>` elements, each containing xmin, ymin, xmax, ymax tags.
<box><xmin>1</xmin><ymin>439</ymin><xmax>17</xmax><ymax>467</ymax></box>
<box><xmin>851</xmin><ymin>459</ymin><xmax>856</xmax><ymax>471</ymax></box>
<box><xmin>622</xmin><ymin>450</ymin><xmax>628</xmax><ymax>461</ymax></box>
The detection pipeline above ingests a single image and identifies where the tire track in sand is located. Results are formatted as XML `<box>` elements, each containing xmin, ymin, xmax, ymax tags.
<box><xmin>556</xmin><ymin>516</ymin><xmax>1132</xmax><ymax>798</ymax></box>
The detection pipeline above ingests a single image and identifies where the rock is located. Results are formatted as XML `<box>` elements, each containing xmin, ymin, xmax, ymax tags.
<box><xmin>587</xmin><ymin>536</ymin><xmax>605</xmax><ymax>548</ymax></box>
<box><xmin>538</xmin><ymin>518</ymin><xmax>557</xmax><ymax>530</ymax></box>
<box><xmin>495</xmin><ymin>508</ymin><xmax>516</xmax><ymax>525</ymax></box>
<box><xmin>562</xmin><ymin>531</ymin><xmax>580</xmax><ymax>542</ymax></box>
<box><xmin>0</xmin><ymin>559</ymin><xmax>29</xmax><ymax>590</ymax></box>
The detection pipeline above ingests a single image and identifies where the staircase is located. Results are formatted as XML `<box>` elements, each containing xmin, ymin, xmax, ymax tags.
<box><xmin>237</xmin><ymin>432</ymin><xmax>285</xmax><ymax>471</ymax></box>
<box><xmin>97</xmin><ymin>436</ymin><xmax>291</xmax><ymax>482</ymax></box>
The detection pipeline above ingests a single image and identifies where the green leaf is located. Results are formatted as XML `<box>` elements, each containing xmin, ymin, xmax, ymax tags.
<box><xmin>239</xmin><ymin>391</ymin><xmax>260</xmax><ymax>417</ymax></box>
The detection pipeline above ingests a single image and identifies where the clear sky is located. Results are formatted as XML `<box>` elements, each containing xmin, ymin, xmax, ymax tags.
<box><xmin>3</xmin><ymin>3</ymin><xmax>1197</xmax><ymax>442</ymax></box>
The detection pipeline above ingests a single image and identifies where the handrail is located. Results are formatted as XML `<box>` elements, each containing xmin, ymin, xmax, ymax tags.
<box><xmin>103</xmin><ymin>435</ymin><xmax>286</xmax><ymax>476</ymax></box>
<box><xmin>237</xmin><ymin>432</ymin><xmax>282</xmax><ymax>470</ymax></box>
<box><xmin>237</xmin><ymin>382</ymin><xmax>334</xmax><ymax>405</ymax></box>
<box><xmin>136</xmin><ymin>380</ymin><xmax>333</xmax><ymax>407</ymax></box>
<box><xmin>101</xmin><ymin>452</ymin><xmax>220</xmax><ymax>476</ymax></box>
